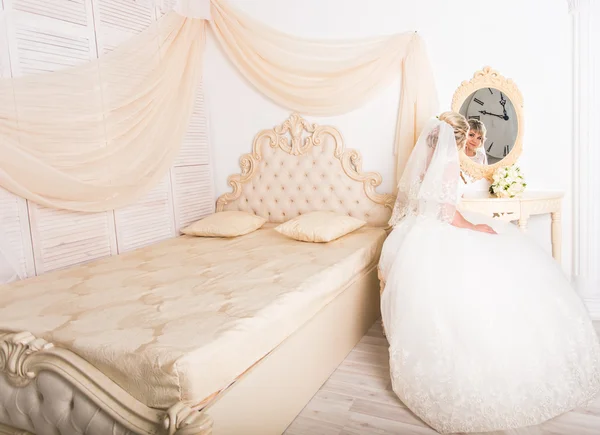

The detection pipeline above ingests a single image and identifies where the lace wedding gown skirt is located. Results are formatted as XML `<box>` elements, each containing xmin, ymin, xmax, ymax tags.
<box><xmin>379</xmin><ymin>212</ymin><xmax>600</xmax><ymax>434</ymax></box>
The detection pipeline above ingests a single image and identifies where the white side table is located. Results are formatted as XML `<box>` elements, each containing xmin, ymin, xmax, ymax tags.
<box><xmin>459</xmin><ymin>191</ymin><xmax>565</xmax><ymax>264</ymax></box>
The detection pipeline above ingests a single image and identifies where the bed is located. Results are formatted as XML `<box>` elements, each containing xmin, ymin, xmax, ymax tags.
<box><xmin>0</xmin><ymin>113</ymin><xmax>394</xmax><ymax>435</ymax></box>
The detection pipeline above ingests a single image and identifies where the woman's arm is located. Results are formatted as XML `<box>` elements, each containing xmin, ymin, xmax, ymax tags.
<box><xmin>452</xmin><ymin>210</ymin><xmax>475</xmax><ymax>229</ymax></box>
<box><xmin>452</xmin><ymin>211</ymin><xmax>497</xmax><ymax>234</ymax></box>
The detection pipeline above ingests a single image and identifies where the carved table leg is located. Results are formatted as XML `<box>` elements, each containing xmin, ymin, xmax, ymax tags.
<box><xmin>518</xmin><ymin>214</ymin><xmax>529</xmax><ymax>232</ymax></box>
<box><xmin>551</xmin><ymin>211</ymin><xmax>562</xmax><ymax>265</ymax></box>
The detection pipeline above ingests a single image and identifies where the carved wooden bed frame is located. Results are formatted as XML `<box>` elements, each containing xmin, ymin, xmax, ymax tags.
<box><xmin>0</xmin><ymin>114</ymin><xmax>394</xmax><ymax>435</ymax></box>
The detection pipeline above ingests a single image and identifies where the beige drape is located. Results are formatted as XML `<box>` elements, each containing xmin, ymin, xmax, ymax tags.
<box><xmin>209</xmin><ymin>0</ymin><xmax>438</xmax><ymax>186</ymax></box>
<box><xmin>0</xmin><ymin>0</ymin><xmax>437</xmax><ymax>212</ymax></box>
<box><xmin>0</xmin><ymin>13</ymin><xmax>205</xmax><ymax>212</ymax></box>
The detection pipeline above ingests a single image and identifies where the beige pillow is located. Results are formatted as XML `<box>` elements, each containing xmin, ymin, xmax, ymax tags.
<box><xmin>181</xmin><ymin>211</ymin><xmax>266</xmax><ymax>237</ymax></box>
<box><xmin>275</xmin><ymin>211</ymin><xmax>366</xmax><ymax>243</ymax></box>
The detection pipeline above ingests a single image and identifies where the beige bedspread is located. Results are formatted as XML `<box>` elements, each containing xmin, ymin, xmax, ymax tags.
<box><xmin>0</xmin><ymin>226</ymin><xmax>385</xmax><ymax>408</ymax></box>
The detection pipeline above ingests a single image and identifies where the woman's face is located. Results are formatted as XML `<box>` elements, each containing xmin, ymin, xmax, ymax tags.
<box><xmin>466</xmin><ymin>129</ymin><xmax>484</xmax><ymax>155</ymax></box>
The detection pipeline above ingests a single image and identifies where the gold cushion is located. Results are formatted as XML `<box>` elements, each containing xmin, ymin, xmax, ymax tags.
<box><xmin>275</xmin><ymin>211</ymin><xmax>366</xmax><ymax>243</ymax></box>
<box><xmin>181</xmin><ymin>211</ymin><xmax>266</xmax><ymax>237</ymax></box>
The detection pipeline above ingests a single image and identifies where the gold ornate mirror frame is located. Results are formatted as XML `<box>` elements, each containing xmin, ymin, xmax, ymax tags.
<box><xmin>451</xmin><ymin>66</ymin><xmax>524</xmax><ymax>181</ymax></box>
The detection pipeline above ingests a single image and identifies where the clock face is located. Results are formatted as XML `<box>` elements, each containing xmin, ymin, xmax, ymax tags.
<box><xmin>459</xmin><ymin>87</ymin><xmax>518</xmax><ymax>164</ymax></box>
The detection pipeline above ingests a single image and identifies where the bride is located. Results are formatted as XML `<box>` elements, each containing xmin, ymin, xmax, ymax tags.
<box><xmin>378</xmin><ymin>111</ymin><xmax>600</xmax><ymax>434</ymax></box>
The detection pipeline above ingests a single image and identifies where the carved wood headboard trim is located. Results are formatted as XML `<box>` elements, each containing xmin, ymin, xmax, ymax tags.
<box><xmin>216</xmin><ymin>114</ymin><xmax>394</xmax><ymax>227</ymax></box>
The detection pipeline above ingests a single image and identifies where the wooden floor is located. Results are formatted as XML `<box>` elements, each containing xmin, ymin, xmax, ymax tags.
<box><xmin>284</xmin><ymin>320</ymin><xmax>600</xmax><ymax>435</ymax></box>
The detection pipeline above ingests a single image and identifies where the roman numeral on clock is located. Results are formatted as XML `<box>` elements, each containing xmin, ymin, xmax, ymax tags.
<box><xmin>474</xmin><ymin>98</ymin><xmax>484</xmax><ymax>106</ymax></box>
<box><xmin>469</xmin><ymin>115</ymin><xmax>480</xmax><ymax>120</ymax></box>
<box><xmin>504</xmin><ymin>145</ymin><xmax>510</xmax><ymax>156</ymax></box>
<box><xmin>488</xmin><ymin>88</ymin><xmax>494</xmax><ymax>94</ymax></box>
<box><xmin>487</xmin><ymin>142</ymin><xmax>494</xmax><ymax>152</ymax></box>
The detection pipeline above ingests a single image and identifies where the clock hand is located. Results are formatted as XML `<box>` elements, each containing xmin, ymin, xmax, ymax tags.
<box><xmin>499</xmin><ymin>93</ymin><xmax>509</xmax><ymax>120</ymax></box>
<box><xmin>479</xmin><ymin>110</ymin><xmax>506</xmax><ymax>120</ymax></box>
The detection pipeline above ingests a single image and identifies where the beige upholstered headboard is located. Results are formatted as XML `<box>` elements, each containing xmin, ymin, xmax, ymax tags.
<box><xmin>216</xmin><ymin>114</ymin><xmax>395</xmax><ymax>227</ymax></box>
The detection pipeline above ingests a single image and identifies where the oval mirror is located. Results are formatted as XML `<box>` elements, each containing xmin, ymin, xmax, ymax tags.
<box><xmin>451</xmin><ymin>67</ymin><xmax>524</xmax><ymax>181</ymax></box>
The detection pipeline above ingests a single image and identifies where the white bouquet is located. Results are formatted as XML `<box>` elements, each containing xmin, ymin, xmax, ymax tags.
<box><xmin>489</xmin><ymin>165</ymin><xmax>527</xmax><ymax>198</ymax></box>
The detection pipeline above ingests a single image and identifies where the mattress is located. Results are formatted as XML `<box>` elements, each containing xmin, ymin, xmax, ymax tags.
<box><xmin>0</xmin><ymin>226</ymin><xmax>386</xmax><ymax>408</ymax></box>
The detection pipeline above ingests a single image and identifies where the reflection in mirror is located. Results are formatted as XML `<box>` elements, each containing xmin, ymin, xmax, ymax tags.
<box><xmin>465</xmin><ymin>119</ymin><xmax>488</xmax><ymax>165</ymax></box>
<box><xmin>459</xmin><ymin>87</ymin><xmax>518</xmax><ymax>165</ymax></box>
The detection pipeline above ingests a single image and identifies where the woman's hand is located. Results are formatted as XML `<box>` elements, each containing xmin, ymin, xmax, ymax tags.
<box><xmin>452</xmin><ymin>211</ymin><xmax>497</xmax><ymax>234</ymax></box>
<box><xmin>473</xmin><ymin>224</ymin><xmax>497</xmax><ymax>235</ymax></box>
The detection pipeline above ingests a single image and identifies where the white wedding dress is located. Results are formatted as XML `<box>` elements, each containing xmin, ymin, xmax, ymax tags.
<box><xmin>379</xmin><ymin>119</ymin><xmax>600</xmax><ymax>434</ymax></box>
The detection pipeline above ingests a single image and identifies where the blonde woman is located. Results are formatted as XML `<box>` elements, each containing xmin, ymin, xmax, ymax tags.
<box><xmin>378</xmin><ymin>111</ymin><xmax>600</xmax><ymax>434</ymax></box>
<box><xmin>465</xmin><ymin>118</ymin><xmax>488</xmax><ymax>165</ymax></box>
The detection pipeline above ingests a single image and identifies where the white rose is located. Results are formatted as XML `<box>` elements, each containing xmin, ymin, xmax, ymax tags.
<box><xmin>508</xmin><ymin>183</ymin><xmax>523</xmax><ymax>197</ymax></box>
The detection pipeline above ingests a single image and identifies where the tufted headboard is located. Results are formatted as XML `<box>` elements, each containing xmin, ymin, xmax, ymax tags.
<box><xmin>216</xmin><ymin>114</ymin><xmax>395</xmax><ymax>227</ymax></box>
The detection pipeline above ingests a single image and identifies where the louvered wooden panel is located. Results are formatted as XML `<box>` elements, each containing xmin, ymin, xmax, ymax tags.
<box><xmin>6</xmin><ymin>3</ymin><xmax>117</xmax><ymax>275</ymax></box>
<box><xmin>0</xmin><ymin>188</ymin><xmax>35</xmax><ymax>278</ymax></box>
<box><xmin>28</xmin><ymin>205</ymin><xmax>116</xmax><ymax>273</ymax></box>
<box><xmin>0</xmin><ymin>9</ymin><xmax>11</xmax><ymax>77</ymax></box>
<box><xmin>12</xmin><ymin>0</ymin><xmax>88</xmax><ymax>26</ymax></box>
<box><xmin>93</xmin><ymin>0</ymin><xmax>178</xmax><ymax>254</ymax></box>
<box><xmin>13</xmin><ymin>26</ymin><xmax>92</xmax><ymax>74</ymax></box>
<box><xmin>93</xmin><ymin>0</ymin><xmax>160</xmax><ymax>105</ymax></box>
<box><xmin>0</xmin><ymin>8</ymin><xmax>35</xmax><ymax>280</ymax></box>
<box><xmin>1</xmin><ymin>0</ymin><xmax>215</xmax><ymax>277</ymax></box>
<box><xmin>156</xmin><ymin>0</ymin><xmax>176</xmax><ymax>17</ymax></box>
<box><xmin>175</xmin><ymin>82</ymin><xmax>211</xmax><ymax>167</ymax></box>
<box><xmin>172</xmin><ymin>165</ymin><xmax>214</xmax><ymax>230</ymax></box>
<box><xmin>96</xmin><ymin>0</ymin><xmax>154</xmax><ymax>33</ymax></box>
<box><xmin>113</xmin><ymin>176</ymin><xmax>175</xmax><ymax>252</ymax></box>
<box><xmin>97</xmin><ymin>27</ymin><xmax>132</xmax><ymax>54</ymax></box>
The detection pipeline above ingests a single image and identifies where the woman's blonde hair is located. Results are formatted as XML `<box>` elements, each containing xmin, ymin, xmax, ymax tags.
<box><xmin>468</xmin><ymin>118</ymin><xmax>487</xmax><ymax>142</ymax></box>
<box><xmin>438</xmin><ymin>111</ymin><xmax>469</xmax><ymax>148</ymax></box>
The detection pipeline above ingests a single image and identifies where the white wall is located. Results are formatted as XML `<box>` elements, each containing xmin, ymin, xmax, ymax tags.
<box><xmin>569</xmin><ymin>0</ymin><xmax>600</xmax><ymax>317</ymax></box>
<box><xmin>203</xmin><ymin>0</ymin><xmax>574</xmax><ymax>274</ymax></box>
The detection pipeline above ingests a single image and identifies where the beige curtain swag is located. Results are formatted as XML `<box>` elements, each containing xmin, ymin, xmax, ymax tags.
<box><xmin>0</xmin><ymin>14</ymin><xmax>206</xmax><ymax>212</ymax></box>
<box><xmin>0</xmin><ymin>0</ymin><xmax>437</xmax><ymax>212</ymax></box>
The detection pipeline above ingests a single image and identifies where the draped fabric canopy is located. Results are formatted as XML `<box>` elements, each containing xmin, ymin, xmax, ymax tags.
<box><xmin>209</xmin><ymin>0</ymin><xmax>438</xmax><ymax>180</ymax></box>
<box><xmin>0</xmin><ymin>13</ymin><xmax>206</xmax><ymax>212</ymax></box>
<box><xmin>0</xmin><ymin>0</ymin><xmax>438</xmax><ymax>212</ymax></box>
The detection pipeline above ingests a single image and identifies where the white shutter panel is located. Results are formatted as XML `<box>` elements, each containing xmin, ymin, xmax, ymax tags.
<box><xmin>156</xmin><ymin>0</ymin><xmax>176</xmax><ymax>18</ymax></box>
<box><xmin>93</xmin><ymin>0</ymin><xmax>180</xmax><ymax>252</ymax></box>
<box><xmin>0</xmin><ymin>4</ymin><xmax>35</xmax><ymax>280</ymax></box>
<box><xmin>0</xmin><ymin>0</ymin><xmax>216</xmax><ymax>276</ymax></box>
<box><xmin>94</xmin><ymin>0</ymin><xmax>155</xmax><ymax>54</ymax></box>
<box><xmin>0</xmin><ymin>188</ymin><xmax>35</xmax><ymax>278</ymax></box>
<box><xmin>14</xmin><ymin>27</ymin><xmax>90</xmax><ymax>74</ymax></box>
<box><xmin>12</xmin><ymin>0</ymin><xmax>88</xmax><ymax>26</ymax></box>
<box><xmin>172</xmin><ymin>165</ymin><xmax>214</xmax><ymax>230</ymax></box>
<box><xmin>28</xmin><ymin>207</ymin><xmax>116</xmax><ymax>273</ymax></box>
<box><xmin>175</xmin><ymin>83</ymin><xmax>211</xmax><ymax>167</ymax></box>
<box><xmin>172</xmin><ymin>81</ymin><xmax>215</xmax><ymax>230</ymax></box>
<box><xmin>6</xmin><ymin>0</ymin><xmax>117</xmax><ymax>274</ymax></box>
<box><xmin>113</xmin><ymin>176</ymin><xmax>175</xmax><ymax>252</ymax></box>
<box><xmin>0</xmin><ymin>7</ymin><xmax>11</xmax><ymax>77</ymax></box>
<box><xmin>7</xmin><ymin>4</ymin><xmax>96</xmax><ymax>76</ymax></box>
<box><xmin>96</xmin><ymin>0</ymin><xmax>154</xmax><ymax>34</ymax></box>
